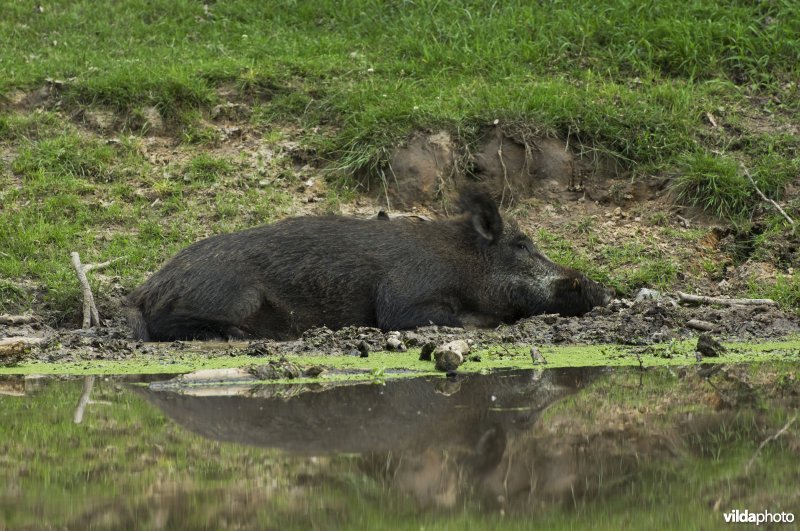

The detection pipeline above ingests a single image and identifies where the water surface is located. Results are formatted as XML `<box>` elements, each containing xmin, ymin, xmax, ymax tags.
<box><xmin>1</xmin><ymin>364</ymin><xmax>798</xmax><ymax>529</ymax></box>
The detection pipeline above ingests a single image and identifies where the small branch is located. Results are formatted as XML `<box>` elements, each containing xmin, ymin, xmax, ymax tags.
<box><xmin>0</xmin><ymin>314</ymin><xmax>37</xmax><ymax>325</ymax></box>
<box><xmin>83</xmin><ymin>257</ymin><xmax>123</xmax><ymax>273</ymax></box>
<box><xmin>742</xmin><ymin>165</ymin><xmax>795</xmax><ymax>227</ymax></box>
<box><xmin>497</xmin><ymin>135</ymin><xmax>512</xmax><ymax>208</ymax></box>
<box><xmin>677</xmin><ymin>292</ymin><xmax>777</xmax><ymax>307</ymax></box>
<box><xmin>687</xmin><ymin>319</ymin><xmax>716</xmax><ymax>332</ymax></box>
<box><xmin>73</xmin><ymin>376</ymin><xmax>96</xmax><ymax>424</ymax></box>
<box><xmin>675</xmin><ymin>215</ymin><xmax>691</xmax><ymax>228</ymax></box>
<box><xmin>70</xmin><ymin>252</ymin><xmax>101</xmax><ymax>328</ymax></box>
<box><xmin>0</xmin><ymin>337</ymin><xmax>42</xmax><ymax>363</ymax></box>
<box><xmin>745</xmin><ymin>414</ymin><xmax>796</xmax><ymax>474</ymax></box>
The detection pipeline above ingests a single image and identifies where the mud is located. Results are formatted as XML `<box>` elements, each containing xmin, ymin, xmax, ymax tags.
<box><xmin>3</xmin><ymin>293</ymin><xmax>797</xmax><ymax>366</ymax></box>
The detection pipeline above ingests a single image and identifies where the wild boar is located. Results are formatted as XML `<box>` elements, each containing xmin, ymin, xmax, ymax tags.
<box><xmin>127</xmin><ymin>192</ymin><xmax>612</xmax><ymax>341</ymax></box>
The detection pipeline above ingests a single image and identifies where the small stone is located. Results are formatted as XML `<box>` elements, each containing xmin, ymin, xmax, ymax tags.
<box><xmin>440</xmin><ymin>339</ymin><xmax>470</xmax><ymax>357</ymax></box>
<box><xmin>386</xmin><ymin>337</ymin><xmax>406</xmax><ymax>352</ymax></box>
<box><xmin>608</xmin><ymin>298</ymin><xmax>632</xmax><ymax>312</ymax></box>
<box><xmin>402</xmin><ymin>332</ymin><xmax>425</xmax><ymax>346</ymax></box>
<box><xmin>303</xmin><ymin>366</ymin><xmax>324</xmax><ymax>377</ymax></box>
<box><xmin>244</xmin><ymin>340</ymin><xmax>271</xmax><ymax>356</ymax></box>
<box><xmin>468</xmin><ymin>354</ymin><xmax>482</xmax><ymax>362</ymax></box>
<box><xmin>434</xmin><ymin>350</ymin><xmax>462</xmax><ymax>372</ymax></box>
<box><xmin>433</xmin><ymin>340</ymin><xmax>469</xmax><ymax>372</ymax></box>
<box><xmin>634</xmin><ymin>288</ymin><xmax>662</xmax><ymax>302</ymax></box>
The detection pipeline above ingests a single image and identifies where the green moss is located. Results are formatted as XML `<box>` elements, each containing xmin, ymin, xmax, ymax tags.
<box><xmin>4</xmin><ymin>338</ymin><xmax>799</xmax><ymax>378</ymax></box>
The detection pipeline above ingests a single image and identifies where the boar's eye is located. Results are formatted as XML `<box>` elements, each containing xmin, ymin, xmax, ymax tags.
<box><xmin>514</xmin><ymin>240</ymin><xmax>532</xmax><ymax>254</ymax></box>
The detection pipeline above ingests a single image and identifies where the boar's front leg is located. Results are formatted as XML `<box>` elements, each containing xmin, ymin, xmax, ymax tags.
<box><xmin>375</xmin><ymin>281</ymin><xmax>463</xmax><ymax>331</ymax></box>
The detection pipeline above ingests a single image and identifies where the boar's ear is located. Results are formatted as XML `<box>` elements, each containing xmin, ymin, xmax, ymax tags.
<box><xmin>461</xmin><ymin>191</ymin><xmax>503</xmax><ymax>244</ymax></box>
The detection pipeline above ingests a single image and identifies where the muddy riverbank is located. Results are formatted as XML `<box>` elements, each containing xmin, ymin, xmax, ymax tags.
<box><xmin>2</xmin><ymin>294</ymin><xmax>798</xmax><ymax>376</ymax></box>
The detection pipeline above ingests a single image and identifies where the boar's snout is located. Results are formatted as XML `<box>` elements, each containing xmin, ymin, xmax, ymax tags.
<box><xmin>548</xmin><ymin>272</ymin><xmax>613</xmax><ymax>316</ymax></box>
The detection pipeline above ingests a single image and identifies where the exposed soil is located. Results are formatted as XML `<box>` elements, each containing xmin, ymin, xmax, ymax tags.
<box><xmin>2</xmin><ymin>292</ymin><xmax>798</xmax><ymax>367</ymax></box>
<box><xmin>366</xmin><ymin>127</ymin><xmax>655</xmax><ymax>211</ymax></box>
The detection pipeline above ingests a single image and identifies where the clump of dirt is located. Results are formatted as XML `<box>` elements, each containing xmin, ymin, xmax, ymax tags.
<box><xmin>380</xmin><ymin>131</ymin><xmax>457</xmax><ymax>209</ymax></box>
<box><xmin>511</xmin><ymin>298</ymin><xmax>799</xmax><ymax>346</ymax></box>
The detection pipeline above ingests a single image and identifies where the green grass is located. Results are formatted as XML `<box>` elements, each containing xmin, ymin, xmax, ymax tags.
<box><xmin>182</xmin><ymin>153</ymin><xmax>235</xmax><ymax>183</ymax></box>
<box><xmin>1</xmin><ymin>0</ymin><xmax>798</xmax><ymax>166</ymax></box>
<box><xmin>0</xmin><ymin>0</ymin><xmax>798</xmax><ymax>319</ymax></box>
<box><xmin>0</xmin><ymin>116</ymin><xmax>294</xmax><ymax>320</ymax></box>
<box><xmin>674</xmin><ymin>150</ymin><xmax>798</xmax><ymax>224</ymax></box>
<box><xmin>535</xmin><ymin>227</ymin><xmax>681</xmax><ymax>294</ymax></box>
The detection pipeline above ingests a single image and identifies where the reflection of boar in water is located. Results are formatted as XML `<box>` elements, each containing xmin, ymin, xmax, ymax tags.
<box><xmin>126</xmin><ymin>192</ymin><xmax>612</xmax><ymax>341</ymax></box>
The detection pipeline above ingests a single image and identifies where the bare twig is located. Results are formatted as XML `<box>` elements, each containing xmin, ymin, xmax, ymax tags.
<box><xmin>70</xmin><ymin>252</ymin><xmax>101</xmax><ymax>328</ymax></box>
<box><xmin>0</xmin><ymin>314</ymin><xmax>37</xmax><ymax>325</ymax></box>
<box><xmin>677</xmin><ymin>292</ymin><xmax>777</xmax><ymax>307</ymax></box>
<box><xmin>745</xmin><ymin>414</ymin><xmax>796</xmax><ymax>474</ymax></box>
<box><xmin>742</xmin><ymin>165</ymin><xmax>795</xmax><ymax>227</ymax></box>
<box><xmin>83</xmin><ymin>257</ymin><xmax>123</xmax><ymax>273</ymax></box>
<box><xmin>497</xmin><ymin>135</ymin><xmax>513</xmax><ymax>208</ymax></box>
<box><xmin>686</xmin><ymin>319</ymin><xmax>716</xmax><ymax>332</ymax></box>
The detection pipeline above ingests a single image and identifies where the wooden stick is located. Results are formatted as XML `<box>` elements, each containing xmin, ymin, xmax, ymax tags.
<box><xmin>497</xmin><ymin>135</ymin><xmax>513</xmax><ymax>208</ymax></box>
<box><xmin>0</xmin><ymin>337</ymin><xmax>42</xmax><ymax>355</ymax></box>
<box><xmin>0</xmin><ymin>314</ymin><xmax>37</xmax><ymax>325</ymax></box>
<box><xmin>742</xmin><ymin>165</ymin><xmax>795</xmax><ymax>227</ymax></box>
<box><xmin>83</xmin><ymin>257</ymin><xmax>123</xmax><ymax>273</ymax></box>
<box><xmin>686</xmin><ymin>319</ymin><xmax>716</xmax><ymax>331</ymax></box>
<box><xmin>70</xmin><ymin>252</ymin><xmax>101</xmax><ymax>328</ymax></box>
<box><xmin>677</xmin><ymin>292</ymin><xmax>778</xmax><ymax>307</ymax></box>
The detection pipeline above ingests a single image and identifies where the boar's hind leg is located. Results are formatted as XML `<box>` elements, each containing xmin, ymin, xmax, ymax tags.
<box><xmin>145</xmin><ymin>312</ymin><xmax>249</xmax><ymax>341</ymax></box>
<box><xmin>375</xmin><ymin>283</ymin><xmax>462</xmax><ymax>331</ymax></box>
<box><xmin>146</xmin><ymin>289</ymin><xmax>292</xmax><ymax>341</ymax></box>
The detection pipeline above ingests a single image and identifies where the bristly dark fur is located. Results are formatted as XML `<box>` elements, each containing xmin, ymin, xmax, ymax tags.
<box><xmin>126</xmin><ymin>191</ymin><xmax>611</xmax><ymax>341</ymax></box>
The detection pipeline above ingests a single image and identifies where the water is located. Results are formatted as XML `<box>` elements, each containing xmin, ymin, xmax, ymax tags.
<box><xmin>1</xmin><ymin>365</ymin><xmax>798</xmax><ymax>530</ymax></box>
